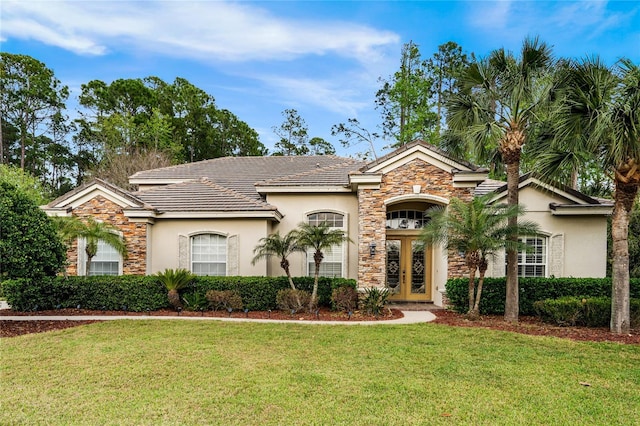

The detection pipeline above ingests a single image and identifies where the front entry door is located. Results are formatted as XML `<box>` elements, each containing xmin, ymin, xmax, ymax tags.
<box><xmin>386</xmin><ymin>237</ymin><xmax>432</xmax><ymax>301</ymax></box>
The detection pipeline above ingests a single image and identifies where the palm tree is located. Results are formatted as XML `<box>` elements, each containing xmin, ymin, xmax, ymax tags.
<box><xmin>296</xmin><ymin>222</ymin><xmax>351</xmax><ymax>311</ymax></box>
<box><xmin>53</xmin><ymin>216</ymin><xmax>127</xmax><ymax>276</ymax></box>
<box><xmin>540</xmin><ymin>57</ymin><xmax>640</xmax><ymax>333</ymax></box>
<box><xmin>420</xmin><ymin>195</ymin><xmax>539</xmax><ymax>319</ymax></box>
<box><xmin>155</xmin><ymin>268</ymin><xmax>195</xmax><ymax>310</ymax></box>
<box><xmin>447</xmin><ymin>37</ymin><xmax>555</xmax><ymax>322</ymax></box>
<box><xmin>251</xmin><ymin>230</ymin><xmax>304</xmax><ymax>290</ymax></box>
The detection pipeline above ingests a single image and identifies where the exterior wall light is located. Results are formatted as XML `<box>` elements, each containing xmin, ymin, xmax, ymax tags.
<box><xmin>369</xmin><ymin>241</ymin><xmax>377</xmax><ymax>256</ymax></box>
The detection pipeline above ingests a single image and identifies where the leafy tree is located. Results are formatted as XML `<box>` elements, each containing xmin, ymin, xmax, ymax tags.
<box><xmin>53</xmin><ymin>216</ymin><xmax>127</xmax><ymax>276</ymax></box>
<box><xmin>425</xmin><ymin>41</ymin><xmax>471</xmax><ymax>134</ymax></box>
<box><xmin>296</xmin><ymin>222</ymin><xmax>351</xmax><ymax>311</ymax></box>
<box><xmin>376</xmin><ymin>41</ymin><xmax>437</xmax><ymax>146</ymax></box>
<box><xmin>0</xmin><ymin>182</ymin><xmax>66</xmax><ymax>279</ymax></box>
<box><xmin>447</xmin><ymin>37</ymin><xmax>555</xmax><ymax>323</ymax></box>
<box><xmin>539</xmin><ymin>57</ymin><xmax>640</xmax><ymax>333</ymax></box>
<box><xmin>252</xmin><ymin>230</ymin><xmax>304</xmax><ymax>290</ymax></box>
<box><xmin>420</xmin><ymin>195</ymin><xmax>539</xmax><ymax>318</ymax></box>
<box><xmin>77</xmin><ymin>76</ymin><xmax>266</xmax><ymax>166</ymax></box>
<box><xmin>0</xmin><ymin>164</ymin><xmax>48</xmax><ymax>205</ymax></box>
<box><xmin>0</xmin><ymin>53</ymin><xmax>69</xmax><ymax>170</ymax></box>
<box><xmin>272</xmin><ymin>109</ymin><xmax>310</xmax><ymax>156</ymax></box>
<box><xmin>331</xmin><ymin>118</ymin><xmax>380</xmax><ymax>161</ymax></box>
<box><xmin>308</xmin><ymin>137</ymin><xmax>335</xmax><ymax>155</ymax></box>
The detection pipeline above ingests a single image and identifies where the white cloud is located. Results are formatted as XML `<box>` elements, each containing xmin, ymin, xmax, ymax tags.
<box><xmin>468</xmin><ymin>1</ymin><xmax>512</xmax><ymax>30</ymax></box>
<box><xmin>0</xmin><ymin>1</ymin><xmax>399</xmax><ymax>63</ymax></box>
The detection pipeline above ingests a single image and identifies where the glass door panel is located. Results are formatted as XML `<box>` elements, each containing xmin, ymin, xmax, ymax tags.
<box><xmin>411</xmin><ymin>240</ymin><xmax>426</xmax><ymax>294</ymax></box>
<box><xmin>386</xmin><ymin>236</ymin><xmax>431</xmax><ymax>301</ymax></box>
<box><xmin>386</xmin><ymin>240</ymin><xmax>401</xmax><ymax>294</ymax></box>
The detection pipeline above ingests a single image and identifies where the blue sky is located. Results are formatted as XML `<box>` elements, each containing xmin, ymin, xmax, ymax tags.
<box><xmin>2</xmin><ymin>1</ymin><xmax>639</xmax><ymax>158</ymax></box>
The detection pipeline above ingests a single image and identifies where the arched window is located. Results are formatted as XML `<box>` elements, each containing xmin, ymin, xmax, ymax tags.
<box><xmin>386</xmin><ymin>210</ymin><xmax>427</xmax><ymax>230</ymax></box>
<box><xmin>306</xmin><ymin>212</ymin><xmax>345</xmax><ymax>278</ymax></box>
<box><xmin>191</xmin><ymin>234</ymin><xmax>227</xmax><ymax>276</ymax></box>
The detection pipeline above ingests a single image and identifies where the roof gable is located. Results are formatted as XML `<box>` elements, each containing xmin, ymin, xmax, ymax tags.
<box><xmin>360</xmin><ymin>140</ymin><xmax>485</xmax><ymax>174</ymax></box>
<box><xmin>45</xmin><ymin>179</ymin><xmax>148</xmax><ymax>212</ymax></box>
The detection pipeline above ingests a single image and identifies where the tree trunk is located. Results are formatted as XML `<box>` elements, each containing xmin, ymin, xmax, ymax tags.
<box><xmin>85</xmin><ymin>255</ymin><xmax>93</xmax><ymax>277</ymax></box>
<box><xmin>504</xmin><ymin>159</ymin><xmax>521</xmax><ymax>323</ymax></box>
<box><xmin>470</xmin><ymin>259</ymin><xmax>489</xmax><ymax>319</ymax></box>
<box><xmin>610</xmin><ymin>177</ymin><xmax>638</xmax><ymax>334</ymax></box>
<box><xmin>309</xmin><ymin>250</ymin><xmax>322</xmax><ymax>311</ymax></box>
<box><xmin>467</xmin><ymin>267</ymin><xmax>476</xmax><ymax>313</ymax></box>
<box><xmin>281</xmin><ymin>258</ymin><xmax>296</xmax><ymax>290</ymax></box>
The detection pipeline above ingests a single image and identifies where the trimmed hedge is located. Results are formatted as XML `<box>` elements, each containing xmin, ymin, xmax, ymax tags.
<box><xmin>3</xmin><ymin>276</ymin><xmax>167</xmax><ymax>312</ymax></box>
<box><xmin>445</xmin><ymin>277</ymin><xmax>640</xmax><ymax>315</ymax></box>
<box><xmin>534</xmin><ymin>297</ymin><xmax>640</xmax><ymax>328</ymax></box>
<box><xmin>185</xmin><ymin>276</ymin><xmax>355</xmax><ymax>311</ymax></box>
<box><xmin>2</xmin><ymin>275</ymin><xmax>356</xmax><ymax>312</ymax></box>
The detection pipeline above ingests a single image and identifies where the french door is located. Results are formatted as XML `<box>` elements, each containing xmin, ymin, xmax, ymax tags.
<box><xmin>385</xmin><ymin>236</ymin><xmax>432</xmax><ymax>301</ymax></box>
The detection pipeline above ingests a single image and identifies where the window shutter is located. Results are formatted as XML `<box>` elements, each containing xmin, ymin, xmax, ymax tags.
<box><xmin>227</xmin><ymin>234</ymin><xmax>239</xmax><ymax>276</ymax></box>
<box><xmin>550</xmin><ymin>234</ymin><xmax>564</xmax><ymax>277</ymax></box>
<box><xmin>178</xmin><ymin>235</ymin><xmax>189</xmax><ymax>270</ymax></box>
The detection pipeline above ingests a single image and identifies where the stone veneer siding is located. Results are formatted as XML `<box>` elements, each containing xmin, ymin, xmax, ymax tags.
<box><xmin>357</xmin><ymin>159</ymin><xmax>475</xmax><ymax>291</ymax></box>
<box><xmin>64</xmin><ymin>196</ymin><xmax>147</xmax><ymax>275</ymax></box>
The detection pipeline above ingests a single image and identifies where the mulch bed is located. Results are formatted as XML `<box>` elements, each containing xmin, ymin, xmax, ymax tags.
<box><xmin>0</xmin><ymin>307</ymin><xmax>402</xmax><ymax>338</ymax></box>
<box><xmin>2</xmin><ymin>308</ymin><xmax>638</xmax><ymax>344</ymax></box>
<box><xmin>432</xmin><ymin>310</ymin><xmax>640</xmax><ymax>345</ymax></box>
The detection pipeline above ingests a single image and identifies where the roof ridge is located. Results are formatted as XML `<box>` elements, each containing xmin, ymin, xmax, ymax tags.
<box><xmin>256</xmin><ymin>159</ymin><xmax>360</xmax><ymax>185</ymax></box>
<box><xmin>47</xmin><ymin>178</ymin><xmax>149</xmax><ymax>209</ymax></box>
<box><xmin>197</xmin><ymin>177</ymin><xmax>276</xmax><ymax>209</ymax></box>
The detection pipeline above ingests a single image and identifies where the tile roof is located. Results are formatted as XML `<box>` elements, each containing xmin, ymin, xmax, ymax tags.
<box><xmin>360</xmin><ymin>139</ymin><xmax>486</xmax><ymax>173</ymax></box>
<box><xmin>46</xmin><ymin>178</ymin><xmax>150</xmax><ymax>210</ymax></box>
<box><xmin>130</xmin><ymin>155</ymin><xmax>361</xmax><ymax>196</ymax></box>
<box><xmin>133</xmin><ymin>178</ymin><xmax>278</xmax><ymax>212</ymax></box>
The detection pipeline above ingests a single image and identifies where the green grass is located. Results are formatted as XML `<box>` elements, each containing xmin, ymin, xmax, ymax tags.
<box><xmin>2</xmin><ymin>321</ymin><xmax>639</xmax><ymax>425</ymax></box>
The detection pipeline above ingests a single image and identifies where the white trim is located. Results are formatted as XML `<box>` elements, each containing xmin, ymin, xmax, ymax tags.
<box><xmin>52</xmin><ymin>183</ymin><xmax>141</xmax><ymax>209</ymax></box>
<box><xmin>384</xmin><ymin>194</ymin><xmax>450</xmax><ymax>206</ymax></box>
<box><xmin>488</xmin><ymin>177</ymin><xmax>595</xmax><ymax>206</ymax></box>
<box><xmin>549</xmin><ymin>204</ymin><xmax>613</xmax><ymax>216</ymax></box>
<box><xmin>349</xmin><ymin>174</ymin><xmax>383</xmax><ymax>184</ymax></box>
<box><xmin>255</xmin><ymin>185</ymin><xmax>352</xmax><ymax>193</ymax></box>
<box><xmin>366</xmin><ymin>145</ymin><xmax>474</xmax><ymax>174</ymax></box>
<box><xmin>158</xmin><ymin>211</ymin><xmax>283</xmax><ymax>220</ymax></box>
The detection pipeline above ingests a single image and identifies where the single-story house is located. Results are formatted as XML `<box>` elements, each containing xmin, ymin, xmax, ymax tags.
<box><xmin>44</xmin><ymin>140</ymin><xmax>613</xmax><ymax>306</ymax></box>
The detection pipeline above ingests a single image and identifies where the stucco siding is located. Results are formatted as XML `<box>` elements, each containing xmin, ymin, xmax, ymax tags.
<box><xmin>149</xmin><ymin>219</ymin><xmax>270</xmax><ymax>276</ymax></box>
<box><xmin>266</xmin><ymin>193</ymin><xmax>359</xmax><ymax>279</ymax></box>
<box><xmin>486</xmin><ymin>186</ymin><xmax>609</xmax><ymax>278</ymax></box>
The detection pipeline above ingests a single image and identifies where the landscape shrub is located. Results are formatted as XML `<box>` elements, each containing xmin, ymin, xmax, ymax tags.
<box><xmin>533</xmin><ymin>297</ymin><xmax>585</xmax><ymax>326</ymax></box>
<box><xmin>446</xmin><ymin>277</ymin><xmax>640</xmax><ymax>315</ymax></box>
<box><xmin>2</xmin><ymin>276</ymin><xmax>167</xmax><ymax>312</ymax></box>
<box><xmin>360</xmin><ymin>287</ymin><xmax>389</xmax><ymax>316</ymax></box>
<box><xmin>331</xmin><ymin>286</ymin><xmax>359</xmax><ymax>312</ymax></box>
<box><xmin>534</xmin><ymin>296</ymin><xmax>640</xmax><ymax>328</ymax></box>
<box><xmin>181</xmin><ymin>292</ymin><xmax>209</xmax><ymax>311</ymax></box>
<box><xmin>205</xmin><ymin>290</ymin><xmax>243</xmax><ymax>311</ymax></box>
<box><xmin>2</xmin><ymin>275</ymin><xmax>356</xmax><ymax>313</ymax></box>
<box><xmin>276</xmin><ymin>289</ymin><xmax>312</xmax><ymax>313</ymax></box>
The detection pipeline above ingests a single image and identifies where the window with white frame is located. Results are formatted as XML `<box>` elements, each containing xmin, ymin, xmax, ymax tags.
<box><xmin>518</xmin><ymin>236</ymin><xmax>547</xmax><ymax>277</ymax></box>
<box><xmin>89</xmin><ymin>240</ymin><xmax>121</xmax><ymax>276</ymax></box>
<box><xmin>307</xmin><ymin>212</ymin><xmax>345</xmax><ymax>278</ymax></box>
<box><xmin>191</xmin><ymin>234</ymin><xmax>227</xmax><ymax>276</ymax></box>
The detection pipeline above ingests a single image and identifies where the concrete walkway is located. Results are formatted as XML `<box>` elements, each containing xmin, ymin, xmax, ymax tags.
<box><xmin>0</xmin><ymin>310</ymin><xmax>435</xmax><ymax>326</ymax></box>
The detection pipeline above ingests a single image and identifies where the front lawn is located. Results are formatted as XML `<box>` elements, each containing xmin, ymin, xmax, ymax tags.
<box><xmin>2</xmin><ymin>321</ymin><xmax>639</xmax><ymax>425</ymax></box>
